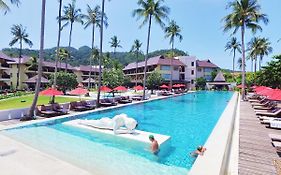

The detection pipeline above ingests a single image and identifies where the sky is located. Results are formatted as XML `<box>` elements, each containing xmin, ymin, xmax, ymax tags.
<box><xmin>0</xmin><ymin>0</ymin><xmax>280</xmax><ymax>71</ymax></box>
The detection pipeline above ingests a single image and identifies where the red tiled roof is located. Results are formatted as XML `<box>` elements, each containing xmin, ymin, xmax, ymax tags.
<box><xmin>75</xmin><ymin>65</ymin><xmax>100</xmax><ymax>72</ymax></box>
<box><xmin>8</xmin><ymin>56</ymin><xmax>31</xmax><ymax>64</ymax></box>
<box><xmin>196</xmin><ymin>59</ymin><xmax>218</xmax><ymax>68</ymax></box>
<box><xmin>0</xmin><ymin>52</ymin><xmax>14</xmax><ymax>61</ymax></box>
<box><xmin>24</xmin><ymin>75</ymin><xmax>49</xmax><ymax>83</ymax></box>
<box><xmin>123</xmin><ymin>55</ymin><xmax>185</xmax><ymax>70</ymax></box>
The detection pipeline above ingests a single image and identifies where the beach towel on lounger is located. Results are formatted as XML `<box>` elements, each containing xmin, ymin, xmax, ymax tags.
<box><xmin>270</xmin><ymin>121</ymin><xmax>281</xmax><ymax>129</ymax></box>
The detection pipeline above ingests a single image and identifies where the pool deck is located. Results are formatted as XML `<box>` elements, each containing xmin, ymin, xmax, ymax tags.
<box><xmin>239</xmin><ymin>101</ymin><xmax>280</xmax><ymax>175</ymax></box>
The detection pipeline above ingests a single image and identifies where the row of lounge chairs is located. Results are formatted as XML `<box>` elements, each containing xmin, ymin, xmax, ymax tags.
<box><xmin>248</xmin><ymin>95</ymin><xmax>281</xmax><ymax>154</ymax></box>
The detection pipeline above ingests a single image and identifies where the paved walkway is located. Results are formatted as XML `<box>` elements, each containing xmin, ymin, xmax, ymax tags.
<box><xmin>239</xmin><ymin>101</ymin><xmax>280</xmax><ymax>175</ymax></box>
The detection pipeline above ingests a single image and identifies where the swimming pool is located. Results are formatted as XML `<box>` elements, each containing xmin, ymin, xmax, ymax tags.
<box><xmin>2</xmin><ymin>91</ymin><xmax>233</xmax><ymax>175</ymax></box>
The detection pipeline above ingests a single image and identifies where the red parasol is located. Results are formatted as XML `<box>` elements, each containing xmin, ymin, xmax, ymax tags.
<box><xmin>236</xmin><ymin>84</ymin><xmax>247</xmax><ymax>89</ymax></box>
<box><xmin>39</xmin><ymin>88</ymin><xmax>63</xmax><ymax>96</ymax></box>
<box><xmin>100</xmin><ymin>86</ymin><xmax>112</xmax><ymax>92</ymax></box>
<box><xmin>267</xmin><ymin>89</ymin><xmax>281</xmax><ymax>101</ymax></box>
<box><xmin>160</xmin><ymin>84</ymin><xmax>169</xmax><ymax>89</ymax></box>
<box><xmin>69</xmin><ymin>87</ymin><xmax>89</xmax><ymax>95</ymax></box>
<box><xmin>254</xmin><ymin>86</ymin><xmax>268</xmax><ymax>92</ymax></box>
<box><xmin>256</xmin><ymin>87</ymin><xmax>272</xmax><ymax>95</ymax></box>
<box><xmin>113</xmin><ymin>86</ymin><xmax>127</xmax><ymax>91</ymax></box>
<box><xmin>179</xmin><ymin>84</ymin><xmax>185</xmax><ymax>87</ymax></box>
<box><xmin>172</xmin><ymin>84</ymin><xmax>181</xmax><ymax>88</ymax></box>
<box><xmin>134</xmin><ymin>85</ymin><xmax>144</xmax><ymax>91</ymax></box>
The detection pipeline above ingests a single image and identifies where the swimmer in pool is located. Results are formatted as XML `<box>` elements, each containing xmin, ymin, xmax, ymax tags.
<box><xmin>190</xmin><ymin>146</ymin><xmax>207</xmax><ymax>157</ymax></box>
<box><xmin>149</xmin><ymin>135</ymin><xmax>159</xmax><ymax>154</ymax></box>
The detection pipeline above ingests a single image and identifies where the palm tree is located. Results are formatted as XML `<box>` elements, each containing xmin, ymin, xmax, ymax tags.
<box><xmin>164</xmin><ymin>20</ymin><xmax>183</xmax><ymax>88</ymax></box>
<box><xmin>83</xmin><ymin>4</ymin><xmax>108</xmax><ymax>89</ymax></box>
<box><xmin>26</xmin><ymin>56</ymin><xmax>38</xmax><ymax>74</ymax></box>
<box><xmin>130</xmin><ymin>39</ymin><xmax>142</xmax><ymax>87</ymax></box>
<box><xmin>258</xmin><ymin>38</ymin><xmax>272</xmax><ymax>70</ymax></box>
<box><xmin>133</xmin><ymin>0</ymin><xmax>170</xmax><ymax>100</ymax></box>
<box><xmin>28</xmin><ymin>0</ymin><xmax>46</xmax><ymax>119</ymax></box>
<box><xmin>90</xmin><ymin>47</ymin><xmax>99</xmax><ymax>88</ymax></box>
<box><xmin>0</xmin><ymin>0</ymin><xmax>20</xmax><ymax>14</ymax></box>
<box><xmin>247</xmin><ymin>37</ymin><xmax>260</xmax><ymax>73</ymax></box>
<box><xmin>223</xmin><ymin>0</ymin><xmax>268</xmax><ymax>100</ymax></box>
<box><xmin>97</xmin><ymin>0</ymin><xmax>110</xmax><ymax>108</ymax></box>
<box><xmin>56</xmin><ymin>48</ymin><xmax>69</xmax><ymax>71</ymax></box>
<box><xmin>225</xmin><ymin>37</ymin><xmax>241</xmax><ymax>78</ymax></box>
<box><xmin>109</xmin><ymin>35</ymin><xmax>122</xmax><ymax>58</ymax></box>
<box><xmin>53</xmin><ymin>0</ymin><xmax>63</xmax><ymax>89</ymax></box>
<box><xmin>60</xmin><ymin>0</ymin><xmax>83</xmax><ymax>71</ymax></box>
<box><xmin>9</xmin><ymin>24</ymin><xmax>33</xmax><ymax>89</ymax></box>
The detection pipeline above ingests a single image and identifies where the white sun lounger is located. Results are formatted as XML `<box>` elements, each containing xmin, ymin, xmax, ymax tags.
<box><xmin>256</xmin><ymin>109</ymin><xmax>281</xmax><ymax>116</ymax></box>
<box><xmin>272</xmin><ymin>141</ymin><xmax>281</xmax><ymax>148</ymax></box>
<box><xmin>261</xmin><ymin>118</ymin><xmax>281</xmax><ymax>124</ymax></box>
<box><xmin>269</xmin><ymin>134</ymin><xmax>281</xmax><ymax>142</ymax></box>
<box><xmin>269</xmin><ymin>120</ymin><xmax>281</xmax><ymax>129</ymax></box>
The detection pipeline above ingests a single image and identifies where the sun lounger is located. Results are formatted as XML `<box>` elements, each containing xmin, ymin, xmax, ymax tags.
<box><xmin>272</xmin><ymin>141</ymin><xmax>281</xmax><ymax>148</ymax></box>
<box><xmin>261</xmin><ymin>118</ymin><xmax>281</xmax><ymax>124</ymax></box>
<box><xmin>269</xmin><ymin>134</ymin><xmax>281</xmax><ymax>142</ymax></box>
<box><xmin>37</xmin><ymin>105</ymin><xmax>58</xmax><ymax>117</ymax></box>
<box><xmin>251</xmin><ymin>101</ymin><xmax>270</xmax><ymax>107</ymax></box>
<box><xmin>80</xmin><ymin>100</ymin><xmax>96</xmax><ymax>109</ymax></box>
<box><xmin>132</xmin><ymin>95</ymin><xmax>143</xmax><ymax>101</ymax></box>
<box><xmin>52</xmin><ymin>103</ymin><xmax>69</xmax><ymax>115</ymax></box>
<box><xmin>100</xmin><ymin>98</ymin><xmax>117</xmax><ymax>107</ymax></box>
<box><xmin>256</xmin><ymin>109</ymin><xmax>281</xmax><ymax>116</ymax></box>
<box><xmin>269</xmin><ymin>120</ymin><xmax>281</xmax><ymax>129</ymax></box>
<box><xmin>118</xmin><ymin>96</ymin><xmax>132</xmax><ymax>104</ymax></box>
<box><xmin>70</xmin><ymin>101</ymin><xmax>88</xmax><ymax>111</ymax></box>
<box><xmin>254</xmin><ymin>105</ymin><xmax>276</xmax><ymax>110</ymax></box>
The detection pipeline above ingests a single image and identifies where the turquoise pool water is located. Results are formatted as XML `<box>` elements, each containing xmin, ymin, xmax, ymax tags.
<box><xmin>2</xmin><ymin>91</ymin><xmax>233</xmax><ymax>175</ymax></box>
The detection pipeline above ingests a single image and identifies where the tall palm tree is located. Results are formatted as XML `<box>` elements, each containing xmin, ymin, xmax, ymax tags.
<box><xmin>225</xmin><ymin>37</ymin><xmax>241</xmax><ymax>78</ymax></box>
<box><xmin>0</xmin><ymin>0</ymin><xmax>20</xmax><ymax>14</ymax></box>
<box><xmin>247</xmin><ymin>37</ymin><xmax>260</xmax><ymax>73</ymax></box>
<box><xmin>82</xmin><ymin>4</ymin><xmax>108</xmax><ymax>89</ymax></box>
<box><xmin>9</xmin><ymin>24</ymin><xmax>33</xmax><ymax>89</ymax></box>
<box><xmin>60</xmin><ymin>0</ymin><xmax>83</xmax><ymax>71</ymax></box>
<box><xmin>53</xmin><ymin>0</ymin><xmax>63</xmax><ymax>89</ymax></box>
<box><xmin>97</xmin><ymin>0</ymin><xmax>110</xmax><ymax>108</ymax></box>
<box><xmin>56</xmin><ymin>48</ymin><xmax>69</xmax><ymax>71</ymax></box>
<box><xmin>164</xmin><ymin>20</ymin><xmax>183</xmax><ymax>88</ymax></box>
<box><xmin>133</xmin><ymin>0</ymin><xmax>170</xmax><ymax>100</ymax></box>
<box><xmin>90</xmin><ymin>47</ymin><xmax>99</xmax><ymax>88</ymax></box>
<box><xmin>258</xmin><ymin>38</ymin><xmax>272</xmax><ymax>70</ymax></box>
<box><xmin>28</xmin><ymin>0</ymin><xmax>46</xmax><ymax>119</ymax></box>
<box><xmin>109</xmin><ymin>35</ymin><xmax>122</xmax><ymax>58</ymax></box>
<box><xmin>26</xmin><ymin>56</ymin><xmax>38</xmax><ymax>74</ymax></box>
<box><xmin>223</xmin><ymin>0</ymin><xmax>268</xmax><ymax>100</ymax></box>
<box><xmin>130</xmin><ymin>39</ymin><xmax>142</xmax><ymax>87</ymax></box>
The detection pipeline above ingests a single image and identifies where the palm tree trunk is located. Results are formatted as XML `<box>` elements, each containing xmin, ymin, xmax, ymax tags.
<box><xmin>142</xmin><ymin>14</ymin><xmax>152</xmax><ymax>100</ymax></box>
<box><xmin>17</xmin><ymin>39</ymin><xmax>22</xmax><ymax>90</ymax></box>
<box><xmin>254</xmin><ymin>57</ymin><xmax>257</xmax><ymax>73</ymax></box>
<box><xmin>29</xmin><ymin>0</ymin><xmax>46</xmax><ymax>118</ymax></box>
<box><xmin>259</xmin><ymin>55</ymin><xmax>262</xmax><ymax>70</ymax></box>
<box><xmin>241</xmin><ymin>24</ymin><xmax>246</xmax><ymax>100</ymax></box>
<box><xmin>135</xmin><ymin>51</ymin><xmax>138</xmax><ymax>87</ymax></box>
<box><xmin>97</xmin><ymin>0</ymin><xmax>105</xmax><ymax>107</ymax></box>
<box><xmin>88</xmin><ymin>25</ymin><xmax>95</xmax><ymax>89</ymax></box>
<box><xmin>251</xmin><ymin>59</ymin><xmax>253</xmax><ymax>72</ymax></box>
<box><xmin>67</xmin><ymin>22</ymin><xmax>73</xmax><ymax>72</ymax></box>
<box><xmin>54</xmin><ymin>0</ymin><xmax>62</xmax><ymax>88</ymax></box>
<box><xmin>170</xmin><ymin>41</ymin><xmax>174</xmax><ymax>89</ymax></box>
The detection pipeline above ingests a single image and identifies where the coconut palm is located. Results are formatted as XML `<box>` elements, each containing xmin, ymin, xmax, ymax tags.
<box><xmin>109</xmin><ymin>35</ymin><xmax>122</xmax><ymax>58</ymax></box>
<box><xmin>130</xmin><ymin>39</ymin><xmax>142</xmax><ymax>87</ymax></box>
<box><xmin>133</xmin><ymin>0</ymin><xmax>170</xmax><ymax>100</ymax></box>
<box><xmin>247</xmin><ymin>37</ymin><xmax>260</xmax><ymax>73</ymax></box>
<box><xmin>89</xmin><ymin>47</ymin><xmax>99</xmax><ymax>88</ymax></box>
<box><xmin>26</xmin><ymin>56</ymin><xmax>38</xmax><ymax>74</ymax></box>
<box><xmin>0</xmin><ymin>0</ymin><xmax>20</xmax><ymax>14</ymax></box>
<box><xmin>97</xmin><ymin>0</ymin><xmax>110</xmax><ymax>108</ymax></box>
<box><xmin>53</xmin><ymin>0</ymin><xmax>63</xmax><ymax>89</ymax></box>
<box><xmin>223</xmin><ymin>0</ymin><xmax>268</xmax><ymax>100</ymax></box>
<box><xmin>164</xmin><ymin>20</ymin><xmax>183</xmax><ymax>88</ymax></box>
<box><xmin>258</xmin><ymin>38</ymin><xmax>272</xmax><ymax>70</ymax></box>
<box><xmin>56</xmin><ymin>48</ymin><xmax>69</xmax><ymax>71</ymax></box>
<box><xmin>28</xmin><ymin>0</ymin><xmax>46</xmax><ymax>119</ymax></box>
<box><xmin>225</xmin><ymin>37</ymin><xmax>241</xmax><ymax>78</ymax></box>
<box><xmin>82</xmin><ymin>4</ymin><xmax>108</xmax><ymax>89</ymax></box>
<box><xmin>60</xmin><ymin>0</ymin><xmax>83</xmax><ymax>71</ymax></box>
<box><xmin>9</xmin><ymin>24</ymin><xmax>33</xmax><ymax>89</ymax></box>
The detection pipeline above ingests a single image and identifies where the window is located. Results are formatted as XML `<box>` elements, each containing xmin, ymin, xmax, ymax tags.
<box><xmin>191</xmin><ymin>62</ymin><xmax>194</xmax><ymax>67</ymax></box>
<box><xmin>197</xmin><ymin>68</ymin><xmax>202</xmax><ymax>72</ymax></box>
<box><xmin>161</xmin><ymin>74</ymin><xmax>171</xmax><ymax>80</ymax></box>
<box><xmin>160</xmin><ymin>65</ymin><xmax>171</xmax><ymax>71</ymax></box>
<box><xmin>173</xmin><ymin>66</ymin><xmax>178</xmax><ymax>71</ymax></box>
<box><xmin>191</xmin><ymin>79</ymin><xmax>194</xmax><ymax>84</ymax></box>
<box><xmin>191</xmin><ymin>70</ymin><xmax>194</xmax><ymax>75</ymax></box>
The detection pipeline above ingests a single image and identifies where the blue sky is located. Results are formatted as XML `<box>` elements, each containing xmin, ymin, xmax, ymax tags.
<box><xmin>0</xmin><ymin>0</ymin><xmax>280</xmax><ymax>71</ymax></box>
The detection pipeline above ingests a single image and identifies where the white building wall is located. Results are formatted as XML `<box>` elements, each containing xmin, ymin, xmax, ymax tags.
<box><xmin>177</xmin><ymin>56</ymin><xmax>197</xmax><ymax>88</ymax></box>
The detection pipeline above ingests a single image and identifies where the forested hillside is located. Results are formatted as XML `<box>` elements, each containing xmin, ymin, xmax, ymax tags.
<box><xmin>2</xmin><ymin>46</ymin><xmax>188</xmax><ymax>67</ymax></box>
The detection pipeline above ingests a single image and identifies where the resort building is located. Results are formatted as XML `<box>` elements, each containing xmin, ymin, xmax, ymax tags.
<box><xmin>123</xmin><ymin>55</ymin><xmax>186</xmax><ymax>85</ymax></box>
<box><xmin>0</xmin><ymin>52</ymin><xmax>100</xmax><ymax>90</ymax></box>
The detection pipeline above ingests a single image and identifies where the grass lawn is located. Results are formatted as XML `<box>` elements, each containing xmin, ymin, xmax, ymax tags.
<box><xmin>0</xmin><ymin>95</ymin><xmax>81</xmax><ymax>110</ymax></box>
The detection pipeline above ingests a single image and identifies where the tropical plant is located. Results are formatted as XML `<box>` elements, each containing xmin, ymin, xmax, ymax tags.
<box><xmin>247</xmin><ymin>37</ymin><xmax>260</xmax><ymax>73</ymax></box>
<box><xmin>133</xmin><ymin>0</ymin><xmax>170</xmax><ymax>100</ymax></box>
<box><xmin>54</xmin><ymin>0</ymin><xmax>63</xmax><ymax>89</ymax></box>
<box><xmin>102</xmin><ymin>68</ymin><xmax>126</xmax><ymax>89</ymax></box>
<box><xmin>27</xmin><ymin>0</ymin><xmax>46</xmax><ymax>120</ymax></box>
<box><xmin>130</xmin><ymin>39</ymin><xmax>142</xmax><ymax>87</ymax></box>
<box><xmin>164</xmin><ymin>20</ymin><xmax>183</xmax><ymax>89</ymax></box>
<box><xmin>146</xmin><ymin>71</ymin><xmax>164</xmax><ymax>94</ymax></box>
<box><xmin>9</xmin><ymin>24</ymin><xmax>33</xmax><ymax>89</ymax></box>
<box><xmin>26</xmin><ymin>56</ymin><xmax>38</xmax><ymax>73</ymax></box>
<box><xmin>50</xmin><ymin>72</ymin><xmax>78</xmax><ymax>93</ymax></box>
<box><xmin>82</xmin><ymin>4</ymin><xmax>108</xmax><ymax>89</ymax></box>
<box><xmin>60</xmin><ymin>0</ymin><xmax>83</xmax><ymax>71</ymax></box>
<box><xmin>0</xmin><ymin>0</ymin><xmax>20</xmax><ymax>14</ymax></box>
<box><xmin>223</xmin><ymin>0</ymin><xmax>268</xmax><ymax>100</ymax></box>
<box><xmin>225</xmin><ymin>37</ymin><xmax>241</xmax><ymax>78</ymax></box>
<box><xmin>258</xmin><ymin>38</ymin><xmax>272</xmax><ymax>70</ymax></box>
<box><xmin>109</xmin><ymin>35</ymin><xmax>122</xmax><ymax>58</ymax></box>
<box><xmin>195</xmin><ymin>77</ymin><xmax>206</xmax><ymax>90</ymax></box>
<box><xmin>88</xmin><ymin>47</ymin><xmax>99</xmax><ymax>88</ymax></box>
<box><xmin>56</xmin><ymin>48</ymin><xmax>70</xmax><ymax>70</ymax></box>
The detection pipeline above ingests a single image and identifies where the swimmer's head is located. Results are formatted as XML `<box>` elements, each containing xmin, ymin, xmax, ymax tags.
<box><xmin>197</xmin><ymin>146</ymin><xmax>203</xmax><ymax>151</ymax></box>
<box><xmin>149</xmin><ymin>135</ymin><xmax>154</xmax><ymax>141</ymax></box>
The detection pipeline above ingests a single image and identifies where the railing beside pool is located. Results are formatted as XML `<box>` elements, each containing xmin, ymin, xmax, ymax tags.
<box><xmin>189</xmin><ymin>92</ymin><xmax>239</xmax><ymax>175</ymax></box>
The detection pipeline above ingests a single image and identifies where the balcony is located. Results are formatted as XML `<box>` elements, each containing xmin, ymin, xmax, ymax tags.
<box><xmin>0</xmin><ymin>78</ymin><xmax>10</xmax><ymax>82</ymax></box>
